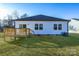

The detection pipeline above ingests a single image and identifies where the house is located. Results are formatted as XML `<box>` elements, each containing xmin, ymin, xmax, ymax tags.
<box><xmin>69</xmin><ymin>18</ymin><xmax>79</xmax><ymax>33</ymax></box>
<box><xmin>13</xmin><ymin>15</ymin><xmax>70</xmax><ymax>35</ymax></box>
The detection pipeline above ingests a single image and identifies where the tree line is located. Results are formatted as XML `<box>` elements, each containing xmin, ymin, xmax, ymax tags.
<box><xmin>2</xmin><ymin>10</ymin><xmax>28</xmax><ymax>27</ymax></box>
<box><xmin>0</xmin><ymin>10</ymin><xmax>28</xmax><ymax>31</ymax></box>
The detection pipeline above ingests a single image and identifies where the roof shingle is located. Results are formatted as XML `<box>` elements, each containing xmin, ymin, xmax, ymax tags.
<box><xmin>15</xmin><ymin>15</ymin><xmax>70</xmax><ymax>21</ymax></box>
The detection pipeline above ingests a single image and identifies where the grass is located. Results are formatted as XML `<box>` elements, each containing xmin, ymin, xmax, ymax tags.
<box><xmin>0</xmin><ymin>33</ymin><xmax>79</xmax><ymax>55</ymax></box>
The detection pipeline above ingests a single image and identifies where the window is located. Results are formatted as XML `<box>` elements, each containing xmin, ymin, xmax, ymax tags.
<box><xmin>53</xmin><ymin>24</ymin><xmax>62</xmax><ymax>30</ymax></box>
<box><xmin>19</xmin><ymin>24</ymin><xmax>26</xmax><ymax>28</ymax></box>
<box><xmin>54</xmin><ymin>24</ymin><xmax>57</xmax><ymax>30</ymax></box>
<box><xmin>23</xmin><ymin>24</ymin><xmax>26</xmax><ymax>28</ymax></box>
<box><xmin>58</xmin><ymin>24</ymin><xmax>62</xmax><ymax>30</ymax></box>
<box><xmin>39</xmin><ymin>24</ymin><xmax>43</xmax><ymax>30</ymax></box>
<box><xmin>35</xmin><ymin>24</ymin><xmax>43</xmax><ymax>30</ymax></box>
<box><xmin>19</xmin><ymin>24</ymin><xmax>23</xmax><ymax>28</ymax></box>
<box><xmin>35</xmin><ymin>24</ymin><xmax>38</xmax><ymax>30</ymax></box>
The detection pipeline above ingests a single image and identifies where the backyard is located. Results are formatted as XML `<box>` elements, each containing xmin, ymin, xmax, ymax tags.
<box><xmin>0</xmin><ymin>33</ymin><xmax>79</xmax><ymax>56</ymax></box>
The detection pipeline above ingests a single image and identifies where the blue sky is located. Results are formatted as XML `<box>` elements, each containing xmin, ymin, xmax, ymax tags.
<box><xmin>0</xmin><ymin>3</ymin><xmax>79</xmax><ymax>19</ymax></box>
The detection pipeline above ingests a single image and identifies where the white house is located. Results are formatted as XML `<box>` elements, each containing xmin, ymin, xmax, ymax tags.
<box><xmin>14</xmin><ymin>15</ymin><xmax>70</xmax><ymax>35</ymax></box>
<box><xmin>69</xmin><ymin>18</ymin><xmax>79</xmax><ymax>33</ymax></box>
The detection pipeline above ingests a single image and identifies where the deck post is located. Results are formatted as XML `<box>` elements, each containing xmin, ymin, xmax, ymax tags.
<box><xmin>14</xmin><ymin>21</ymin><xmax>16</xmax><ymax>40</ymax></box>
<box><xmin>25</xmin><ymin>28</ymin><xmax>27</xmax><ymax>40</ymax></box>
<box><xmin>14</xmin><ymin>28</ymin><xmax>16</xmax><ymax>40</ymax></box>
<box><xmin>4</xmin><ymin>28</ymin><xmax>6</xmax><ymax>41</ymax></box>
<box><xmin>27</xmin><ymin>28</ymin><xmax>30</xmax><ymax>38</ymax></box>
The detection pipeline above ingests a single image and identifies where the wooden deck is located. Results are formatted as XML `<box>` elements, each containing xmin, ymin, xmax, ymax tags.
<box><xmin>4</xmin><ymin>28</ymin><xmax>32</xmax><ymax>41</ymax></box>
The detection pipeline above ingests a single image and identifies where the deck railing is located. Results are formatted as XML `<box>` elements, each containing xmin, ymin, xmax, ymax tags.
<box><xmin>4</xmin><ymin>28</ymin><xmax>33</xmax><ymax>41</ymax></box>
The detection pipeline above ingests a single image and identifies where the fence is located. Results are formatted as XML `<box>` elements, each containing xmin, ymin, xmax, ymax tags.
<box><xmin>4</xmin><ymin>28</ymin><xmax>31</xmax><ymax>41</ymax></box>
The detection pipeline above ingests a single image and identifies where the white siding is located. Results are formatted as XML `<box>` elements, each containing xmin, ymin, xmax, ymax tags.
<box><xmin>69</xmin><ymin>19</ymin><xmax>79</xmax><ymax>33</ymax></box>
<box><xmin>15</xmin><ymin>21</ymin><xmax>68</xmax><ymax>35</ymax></box>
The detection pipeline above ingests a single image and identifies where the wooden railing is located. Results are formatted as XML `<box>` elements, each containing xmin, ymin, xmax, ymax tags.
<box><xmin>4</xmin><ymin>28</ymin><xmax>33</xmax><ymax>41</ymax></box>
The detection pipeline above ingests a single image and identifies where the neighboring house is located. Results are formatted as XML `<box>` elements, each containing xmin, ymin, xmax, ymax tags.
<box><xmin>69</xmin><ymin>18</ymin><xmax>79</xmax><ymax>33</ymax></box>
<box><xmin>13</xmin><ymin>15</ymin><xmax>70</xmax><ymax>35</ymax></box>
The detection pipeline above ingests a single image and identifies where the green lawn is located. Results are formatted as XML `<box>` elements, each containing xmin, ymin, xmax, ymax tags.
<box><xmin>0</xmin><ymin>33</ymin><xmax>79</xmax><ymax>56</ymax></box>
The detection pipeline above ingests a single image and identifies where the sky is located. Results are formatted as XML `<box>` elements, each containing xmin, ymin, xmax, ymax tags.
<box><xmin>0</xmin><ymin>3</ymin><xmax>79</xmax><ymax>20</ymax></box>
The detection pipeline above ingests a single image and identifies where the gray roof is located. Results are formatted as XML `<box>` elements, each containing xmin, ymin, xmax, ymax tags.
<box><xmin>72</xmin><ymin>18</ymin><xmax>79</xmax><ymax>21</ymax></box>
<box><xmin>15</xmin><ymin>15</ymin><xmax>70</xmax><ymax>21</ymax></box>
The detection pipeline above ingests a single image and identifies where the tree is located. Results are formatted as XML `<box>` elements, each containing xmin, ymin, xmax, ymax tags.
<box><xmin>0</xmin><ymin>19</ymin><xmax>1</xmax><ymax>28</ymax></box>
<box><xmin>2</xmin><ymin>19</ymin><xmax>8</xmax><ymax>27</ymax></box>
<box><xmin>7</xmin><ymin>15</ymin><xmax>13</xmax><ymax>20</ymax></box>
<box><xmin>2</xmin><ymin>10</ymin><xmax>28</xmax><ymax>28</ymax></box>
<box><xmin>21</xmin><ymin>13</ymin><xmax>28</xmax><ymax>18</ymax></box>
<box><xmin>2</xmin><ymin>14</ymin><xmax>13</xmax><ymax>27</ymax></box>
<box><xmin>12</xmin><ymin>10</ymin><xmax>19</xmax><ymax>19</ymax></box>
<box><xmin>7</xmin><ymin>15</ymin><xmax>13</xmax><ymax>27</ymax></box>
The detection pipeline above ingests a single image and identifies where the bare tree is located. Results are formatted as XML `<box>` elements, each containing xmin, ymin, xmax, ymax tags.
<box><xmin>0</xmin><ymin>19</ymin><xmax>3</xmax><ymax>32</ymax></box>
<box><xmin>2</xmin><ymin>19</ymin><xmax>8</xmax><ymax>27</ymax></box>
<box><xmin>0</xmin><ymin>19</ymin><xmax>1</xmax><ymax>27</ymax></box>
<box><xmin>7</xmin><ymin>15</ymin><xmax>13</xmax><ymax>20</ymax></box>
<box><xmin>2</xmin><ymin>14</ymin><xmax>13</xmax><ymax>27</ymax></box>
<box><xmin>12</xmin><ymin>10</ymin><xmax>19</xmax><ymax>19</ymax></box>
<box><xmin>2</xmin><ymin>10</ymin><xmax>28</xmax><ymax>28</ymax></box>
<box><xmin>7</xmin><ymin>15</ymin><xmax>13</xmax><ymax>27</ymax></box>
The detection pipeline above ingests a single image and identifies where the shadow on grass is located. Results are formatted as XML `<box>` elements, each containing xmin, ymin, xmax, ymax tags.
<box><xmin>7</xmin><ymin>34</ymin><xmax>79</xmax><ymax>48</ymax></box>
